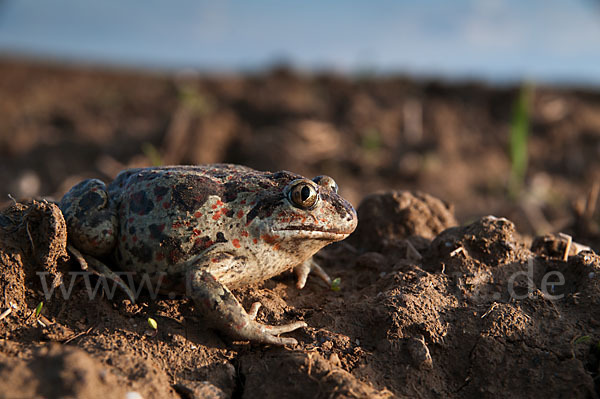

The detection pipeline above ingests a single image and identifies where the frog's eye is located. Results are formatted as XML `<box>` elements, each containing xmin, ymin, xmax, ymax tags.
<box><xmin>288</xmin><ymin>181</ymin><xmax>319</xmax><ymax>209</ymax></box>
<box><xmin>312</xmin><ymin>175</ymin><xmax>338</xmax><ymax>194</ymax></box>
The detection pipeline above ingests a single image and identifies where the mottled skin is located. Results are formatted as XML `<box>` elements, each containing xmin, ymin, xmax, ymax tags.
<box><xmin>59</xmin><ymin>164</ymin><xmax>357</xmax><ymax>345</ymax></box>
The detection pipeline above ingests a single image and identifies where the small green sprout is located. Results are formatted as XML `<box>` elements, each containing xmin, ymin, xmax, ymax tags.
<box><xmin>508</xmin><ymin>84</ymin><xmax>532</xmax><ymax>198</ymax></box>
<box><xmin>361</xmin><ymin>128</ymin><xmax>382</xmax><ymax>151</ymax></box>
<box><xmin>141</xmin><ymin>143</ymin><xmax>163</xmax><ymax>166</ymax></box>
<box><xmin>34</xmin><ymin>302</ymin><xmax>43</xmax><ymax>317</ymax></box>
<box><xmin>148</xmin><ymin>317</ymin><xmax>158</xmax><ymax>330</ymax></box>
<box><xmin>331</xmin><ymin>277</ymin><xmax>342</xmax><ymax>292</ymax></box>
<box><xmin>574</xmin><ymin>335</ymin><xmax>591</xmax><ymax>345</ymax></box>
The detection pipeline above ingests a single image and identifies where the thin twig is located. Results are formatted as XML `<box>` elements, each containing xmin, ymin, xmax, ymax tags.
<box><xmin>63</xmin><ymin>326</ymin><xmax>94</xmax><ymax>344</ymax></box>
<box><xmin>481</xmin><ymin>302</ymin><xmax>498</xmax><ymax>319</ymax></box>
<box><xmin>558</xmin><ymin>232</ymin><xmax>572</xmax><ymax>261</ymax></box>
<box><xmin>25</xmin><ymin>221</ymin><xmax>35</xmax><ymax>253</ymax></box>
<box><xmin>584</xmin><ymin>182</ymin><xmax>600</xmax><ymax>220</ymax></box>
<box><xmin>0</xmin><ymin>308</ymin><xmax>12</xmax><ymax>321</ymax></box>
<box><xmin>450</xmin><ymin>247</ymin><xmax>466</xmax><ymax>257</ymax></box>
<box><xmin>405</xmin><ymin>240</ymin><xmax>422</xmax><ymax>260</ymax></box>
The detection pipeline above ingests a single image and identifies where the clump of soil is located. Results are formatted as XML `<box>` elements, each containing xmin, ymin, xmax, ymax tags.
<box><xmin>1</xmin><ymin>189</ymin><xmax>599</xmax><ymax>398</ymax></box>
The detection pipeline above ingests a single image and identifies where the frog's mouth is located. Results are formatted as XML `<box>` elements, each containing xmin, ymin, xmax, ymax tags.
<box><xmin>274</xmin><ymin>226</ymin><xmax>354</xmax><ymax>240</ymax></box>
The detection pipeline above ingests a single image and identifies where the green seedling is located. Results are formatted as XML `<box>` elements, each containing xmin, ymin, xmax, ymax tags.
<box><xmin>141</xmin><ymin>143</ymin><xmax>163</xmax><ymax>166</ymax></box>
<box><xmin>148</xmin><ymin>317</ymin><xmax>158</xmax><ymax>330</ymax></box>
<box><xmin>574</xmin><ymin>335</ymin><xmax>591</xmax><ymax>345</ymax></box>
<box><xmin>178</xmin><ymin>85</ymin><xmax>212</xmax><ymax>115</ymax></box>
<box><xmin>508</xmin><ymin>84</ymin><xmax>532</xmax><ymax>198</ymax></box>
<box><xmin>361</xmin><ymin>128</ymin><xmax>382</xmax><ymax>151</ymax></box>
<box><xmin>331</xmin><ymin>277</ymin><xmax>342</xmax><ymax>292</ymax></box>
<box><xmin>34</xmin><ymin>302</ymin><xmax>43</xmax><ymax>317</ymax></box>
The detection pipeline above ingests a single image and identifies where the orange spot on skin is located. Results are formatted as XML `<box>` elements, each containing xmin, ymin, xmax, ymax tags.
<box><xmin>193</xmin><ymin>228</ymin><xmax>201</xmax><ymax>236</ymax></box>
<box><xmin>232</xmin><ymin>239</ymin><xmax>241</xmax><ymax>248</ymax></box>
<box><xmin>241</xmin><ymin>231</ymin><xmax>249</xmax><ymax>237</ymax></box>
<box><xmin>216</xmin><ymin>200</ymin><xmax>224</xmax><ymax>206</ymax></box>
<box><xmin>253</xmin><ymin>238</ymin><xmax>258</xmax><ymax>244</ymax></box>
<box><xmin>194</xmin><ymin>211</ymin><xmax>203</xmax><ymax>218</ymax></box>
<box><xmin>237</xmin><ymin>210</ymin><xmax>244</xmax><ymax>219</ymax></box>
<box><xmin>273</xmin><ymin>243</ymin><xmax>281</xmax><ymax>251</ymax></box>
<box><xmin>261</xmin><ymin>234</ymin><xmax>280</xmax><ymax>244</ymax></box>
<box><xmin>195</xmin><ymin>238</ymin><xmax>213</xmax><ymax>249</ymax></box>
<box><xmin>211</xmin><ymin>258</ymin><xmax>219</xmax><ymax>263</ymax></box>
<box><xmin>212</xmin><ymin>211</ymin><xmax>222</xmax><ymax>221</ymax></box>
<box><xmin>211</xmin><ymin>204</ymin><xmax>217</xmax><ymax>209</ymax></box>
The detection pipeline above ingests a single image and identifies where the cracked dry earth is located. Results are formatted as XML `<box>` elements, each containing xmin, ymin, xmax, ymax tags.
<box><xmin>1</xmin><ymin>190</ymin><xmax>599</xmax><ymax>398</ymax></box>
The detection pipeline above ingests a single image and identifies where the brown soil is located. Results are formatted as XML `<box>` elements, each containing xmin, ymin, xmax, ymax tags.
<box><xmin>2</xmin><ymin>59</ymin><xmax>600</xmax><ymax>398</ymax></box>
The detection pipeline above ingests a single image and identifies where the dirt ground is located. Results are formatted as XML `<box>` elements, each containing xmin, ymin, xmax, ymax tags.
<box><xmin>2</xmin><ymin>59</ymin><xmax>600</xmax><ymax>398</ymax></box>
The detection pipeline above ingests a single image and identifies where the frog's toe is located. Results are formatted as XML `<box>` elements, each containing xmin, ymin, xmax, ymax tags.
<box><xmin>263</xmin><ymin>320</ymin><xmax>307</xmax><ymax>335</ymax></box>
<box><xmin>242</xmin><ymin>320</ymin><xmax>307</xmax><ymax>346</ymax></box>
<box><xmin>294</xmin><ymin>258</ymin><xmax>332</xmax><ymax>289</ymax></box>
<box><xmin>248</xmin><ymin>302</ymin><xmax>262</xmax><ymax>320</ymax></box>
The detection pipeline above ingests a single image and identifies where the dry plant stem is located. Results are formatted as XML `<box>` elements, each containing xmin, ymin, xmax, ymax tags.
<box><xmin>480</xmin><ymin>302</ymin><xmax>498</xmax><ymax>319</ymax></box>
<box><xmin>521</xmin><ymin>199</ymin><xmax>553</xmax><ymax>235</ymax></box>
<box><xmin>558</xmin><ymin>232</ymin><xmax>572</xmax><ymax>261</ymax></box>
<box><xmin>25</xmin><ymin>221</ymin><xmax>35</xmax><ymax>253</ymax></box>
<box><xmin>63</xmin><ymin>326</ymin><xmax>94</xmax><ymax>344</ymax></box>
<box><xmin>450</xmin><ymin>247</ymin><xmax>466</xmax><ymax>257</ymax></box>
<box><xmin>0</xmin><ymin>308</ymin><xmax>12</xmax><ymax>321</ymax></box>
<box><xmin>162</xmin><ymin>106</ymin><xmax>192</xmax><ymax>164</ymax></box>
<box><xmin>405</xmin><ymin>240</ymin><xmax>423</xmax><ymax>260</ymax></box>
<box><xmin>584</xmin><ymin>182</ymin><xmax>599</xmax><ymax>220</ymax></box>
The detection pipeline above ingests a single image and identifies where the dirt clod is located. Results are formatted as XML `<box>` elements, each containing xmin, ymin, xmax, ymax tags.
<box><xmin>350</xmin><ymin>190</ymin><xmax>457</xmax><ymax>252</ymax></box>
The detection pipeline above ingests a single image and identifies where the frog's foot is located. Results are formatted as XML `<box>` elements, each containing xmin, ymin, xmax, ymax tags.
<box><xmin>294</xmin><ymin>257</ymin><xmax>332</xmax><ymax>289</ymax></box>
<box><xmin>190</xmin><ymin>270</ymin><xmax>306</xmax><ymax>346</ymax></box>
<box><xmin>67</xmin><ymin>245</ymin><xmax>136</xmax><ymax>303</ymax></box>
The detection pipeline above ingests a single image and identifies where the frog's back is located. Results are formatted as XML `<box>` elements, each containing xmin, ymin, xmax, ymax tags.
<box><xmin>109</xmin><ymin>164</ymin><xmax>302</xmax><ymax>279</ymax></box>
<box><xmin>109</xmin><ymin>164</ymin><xmax>254</xmax><ymax>195</ymax></box>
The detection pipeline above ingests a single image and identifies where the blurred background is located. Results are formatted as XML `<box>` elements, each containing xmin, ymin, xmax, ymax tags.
<box><xmin>1</xmin><ymin>0</ymin><xmax>600</xmax><ymax>243</ymax></box>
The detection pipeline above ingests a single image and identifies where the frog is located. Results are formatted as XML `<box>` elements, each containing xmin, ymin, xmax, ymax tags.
<box><xmin>59</xmin><ymin>164</ymin><xmax>357</xmax><ymax>345</ymax></box>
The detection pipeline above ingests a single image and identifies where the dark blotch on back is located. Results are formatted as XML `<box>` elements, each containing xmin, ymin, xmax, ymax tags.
<box><xmin>246</xmin><ymin>195</ymin><xmax>284</xmax><ymax>223</ymax></box>
<box><xmin>172</xmin><ymin>175</ymin><xmax>221</xmax><ymax>211</ymax></box>
<box><xmin>129</xmin><ymin>191</ymin><xmax>154</xmax><ymax>216</ymax></box>
<box><xmin>149</xmin><ymin>223</ymin><xmax>168</xmax><ymax>242</ymax></box>
<box><xmin>79</xmin><ymin>191</ymin><xmax>104</xmax><ymax>212</ymax></box>
<box><xmin>129</xmin><ymin>242</ymin><xmax>153</xmax><ymax>263</ymax></box>
<box><xmin>153</xmin><ymin>185</ymin><xmax>169</xmax><ymax>197</ymax></box>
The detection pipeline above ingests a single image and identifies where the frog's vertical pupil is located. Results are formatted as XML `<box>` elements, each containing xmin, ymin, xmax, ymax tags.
<box><xmin>301</xmin><ymin>186</ymin><xmax>311</xmax><ymax>202</ymax></box>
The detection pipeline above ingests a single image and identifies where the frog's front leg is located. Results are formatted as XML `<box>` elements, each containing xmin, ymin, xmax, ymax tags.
<box><xmin>188</xmin><ymin>268</ymin><xmax>306</xmax><ymax>346</ymax></box>
<box><xmin>294</xmin><ymin>257</ymin><xmax>332</xmax><ymax>289</ymax></box>
<box><xmin>59</xmin><ymin>179</ymin><xmax>118</xmax><ymax>258</ymax></box>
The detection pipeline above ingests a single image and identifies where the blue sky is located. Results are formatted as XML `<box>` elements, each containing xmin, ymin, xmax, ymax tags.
<box><xmin>0</xmin><ymin>0</ymin><xmax>599</xmax><ymax>84</ymax></box>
